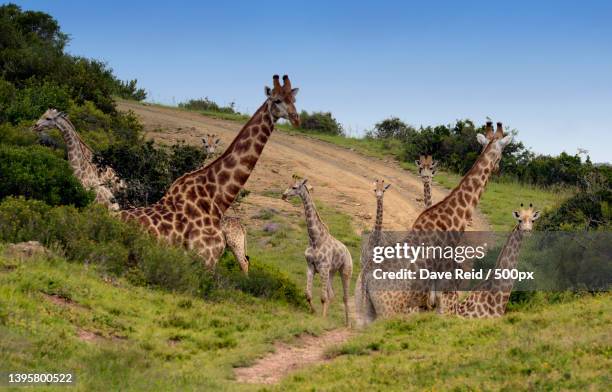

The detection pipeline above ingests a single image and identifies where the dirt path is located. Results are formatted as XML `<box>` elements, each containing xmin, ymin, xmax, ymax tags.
<box><xmin>234</xmin><ymin>329</ymin><xmax>354</xmax><ymax>384</ymax></box>
<box><xmin>117</xmin><ymin>101</ymin><xmax>489</xmax><ymax>233</ymax></box>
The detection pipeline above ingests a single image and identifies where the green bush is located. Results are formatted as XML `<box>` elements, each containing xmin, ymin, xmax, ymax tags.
<box><xmin>537</xmin><ymin>186</ymin><xmax>611</xmax><ymax>231</ymax></box>
<box><xmin>298</xmin><ymin>111</ymin><xmax>344</xmax><ymax>135</ymax></box>
<box><xmin>0</xmin><ymin>197</ymin><xmax>304</xmax><ymax>305</ymax></box>
<box><xmin>178</xmin><ymin>97</ymin><xmax>237</xmax><ymax>114</ymax></box>
<box><xmin>0</xmin><ymin>123</ymin><xmax>38</xmax><ymax>146</ymax></box>
<box><xmin>94</xmin><ymin>140</ymin><xmax>206</xmax><ymax>208</ymax></box>
<box><xmin>0</xmin><ymin>144</ymin><xmax>93</xmax><ymax>206</ymax></box>
<box><xmin>0</xmin><ymin>3</ymin><xmax>145</xmax><ymax>120</ymax></box>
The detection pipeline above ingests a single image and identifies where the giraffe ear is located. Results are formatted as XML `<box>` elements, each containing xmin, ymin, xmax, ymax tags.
<box><xmin>301</xmin><ymin>178</ymin><xmax>308</xmax><ymax>185</ymax></box>
<box><xmin>215</xmin><ymin>138</ymin><xmax>221</xmax><ymax>145</ymax></box>
<box><xmin>265</xmin><ymin>86</ymin><xmax>272</xmax><ymax>97</ymax></box>
<box><xmin>532</xmin><ymin>211</ymin><xmax>541</xmax><ymax>220</ymax></box>
<box><xmin>476</xmin><ymin>133</ymin><xmax>488</xmax><ymax>146</ymax></box>
<box><xmin>512</xmin><ymin>211</ymin><xmax>521</xmax><ymax>219</ymax></box>
<box><xmin>384</xmin><ymin>184</ymin><xmax>391</xmax><ymax>190</ymax></box>
<box><xmin>498</xmin><ymin>134</ymin><xmax>514</xmax><ymax>148</ymax></box>
<box><xmin>291</xmin><ymin>88</ymin><xmax>299</xmax><ymax>98</ymax></box>
<box><xmin>414</xmin><ymin>160</ymin><xmax>421</xmax><ymax>167</ymax></box>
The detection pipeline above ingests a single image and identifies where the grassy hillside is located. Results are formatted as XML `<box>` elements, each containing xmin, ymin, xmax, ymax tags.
<box><xmin>2</xmin><ymin>246</ymin><xmax>609</xmax><ymax>391</ymax></box>
<box><xmin>0</xmin><ymin>248</ymin><xmax>332</xmax><ymax>391</ymax></box>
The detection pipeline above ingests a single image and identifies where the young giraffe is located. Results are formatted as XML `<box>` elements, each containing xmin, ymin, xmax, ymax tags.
<box><xmin>121</xmin><ymin>75</ymin><xmax>300</xmax><ymax>269</ymax></box>
<box><xmin>32</xmin><ymin>109</ymin><xmax>124</xmax><ymax>211</ymax></box>
<box><xmin>457</xmin><ymin>204</ymin><xmax>539</xmax><ymax>318</ymax></box>
<box><xmin>282</xmin><ymin>178</ymin><xmax>353</xmax><ymax>325</ymax></box>
<box><xmin>202</xmin><ymin>134</ymin><xmax>221</xmax><ymax>157</ymax></box>
<box><xmin>355</xmin><ymin>179</ymin><xmax>390</xmax><ymax>327</ymax></box>
<box><xmin>202</xmin><ymin>133</ymin><xmax>249</xmax><ymax>274</ymax></box>
<box><xmin>358</xmin><ymin>122</ymin><xmax>513</xmax><ymax>323</ymax></box>
<box><xmin>415</xmin><ymin>155</ymin><xmax>438</xmax><ymax>208</ymax></box>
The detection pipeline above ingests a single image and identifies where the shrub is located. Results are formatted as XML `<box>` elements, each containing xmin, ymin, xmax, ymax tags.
<box><xmin>536</xmin><ymin>186</ymin><xmax>611</xmax><ymax>231</ymax></box>
<box><xmin>0</xmin><ymin>144</ymin><xmax>93</xmax><ymax>206</ymax></box>
<box><xmin>298</xmin><ymin>111</ymin><xmax>344</xmax><ymax>135</ymax></box>
<box><xmin>178</xmin><ymin>97</ymin><xmax>237</xmax><ymax>114</ymax></box>
<box><xmin>0</xmin><ymin>197</ymin><xmax>304</xmax><ymax>305</ymax></box>
<box><xmin>0</xmin><ymin>3</ymin><xmax>145</xmax><ymax>118</ymax></box>
<box><xmin>372</xmin><ymin>117</ymin><xmax>414</xmax><ymax>139</ymax></box>
<box><xmin>0</xmin><ymin>123</ymin><xmax>38</xmax><ymax>146</ymax></box>
<box><xmin>95</xmin><ymin>140</ymin><xmax>207</xmax><ymax>208</ymax></box>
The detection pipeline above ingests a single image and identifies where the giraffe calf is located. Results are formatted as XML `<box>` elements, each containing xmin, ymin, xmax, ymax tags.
<box><xmin>221</xmin><ymin>216</ymin><xmax>249</xmax><ymax>274</ymax></box>
<box><xmin>282</xmin><ymin>178</ymin><xmax>353</xmax><ymax>325</ymax></box>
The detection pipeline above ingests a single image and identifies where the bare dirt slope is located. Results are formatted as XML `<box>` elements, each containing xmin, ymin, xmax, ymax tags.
<box><xmin>117</xmin><ymin>100</ymin><xmax>488</xmax><ymax>232</ymax></box>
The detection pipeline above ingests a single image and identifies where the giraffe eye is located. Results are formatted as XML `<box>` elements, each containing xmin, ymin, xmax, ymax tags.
<box><xmin>274</xmin><ymin>99</ymin><xmax>282</xmax><ymax>104</ymax></box>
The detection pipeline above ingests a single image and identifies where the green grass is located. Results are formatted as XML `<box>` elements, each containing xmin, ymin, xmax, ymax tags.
<box><xmin>277</xmin><ymin>294</ymin><xmax>611</xmax><ymax>391</ymax></box>
<box><xmin>0</xmin><ymin>249</ymin><xmax>334</xmax><ymax>391</ymax></box>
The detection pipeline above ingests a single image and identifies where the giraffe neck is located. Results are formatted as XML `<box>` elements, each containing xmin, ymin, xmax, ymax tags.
<box><xmin>371</xmin><ymin>196</ymin><xmax>384</xmax><ymax>245</ymax></box>
<box><xmin>55</xmin><ymin>117</ymin><xmax>94</xmax><ymax>174</ymax></box>
<box><xmin>412</xmin><ymin>144</ymin><xmax>499</xmax><ymax>231</ymax></box>
<box><xmin>423</xmin><ymin>180</ymin><xmax>432</xmax><ymax>208</ymax></box>
<box><xmin>299</xmin><ymin>189</ymin><xmax>329</xmax><ymax>247</ymax></box>
<box><xmin>496</xmin><ymin>225</ymin><xmax>524</xmax><ymax>271</ymax></box>
<box><xmin>162</xmin><ymin>101</ymin><xmax>275</xmax><ymax>218</ymax></box>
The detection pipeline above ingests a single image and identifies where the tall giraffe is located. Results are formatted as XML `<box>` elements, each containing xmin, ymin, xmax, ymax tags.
<box><xmin>415</xmin><ymin>155</ymin><xmax>438</xmax><ymax>208</ymax></box>
<box><xmin>121</xmin><ymin>75</ymin><xmax>300</xmax><ymax>268</ymax></box>
<box><xmin>355</xmin><ymin>179</ymin><xmax>390</xmax><ymax>327</ymax></box>
<box><xmin>282</xmin><ymin>178</ymin><xmax>353</xmax><ymax>325</ymax></box>
<box><xmin>32</xmin><ymin>109</ymin><xmax>124</xmax><ymax>211</ymax></box>
<box><xmin>457</xmin><ymin>204</ymin><xmax>539</xmax><ymax>318</ymax></box>
<box><xmin>356</xmin><ymin>122</ymin><xmax>513</xmax><ymax>323</ymax></box>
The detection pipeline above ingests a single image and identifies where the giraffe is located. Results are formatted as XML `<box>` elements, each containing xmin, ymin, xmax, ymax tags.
<box><xmin>282</xmin><ymin>178</ymin><xmax>353</xmax><ymax>325</ymax></box>
<box><xmin>32</xmin><ymin>109</ymin><xmax>125</xmax><ymax>211</ymax></box>
<box><xmin>121</xmin><ymin>75</ymin><xmax>300</xmax><ymax>269</ymax></box>
<box><xmin>202</xmin><ymin>134</ymin><xmax>221</xmax><ymax>157</ymax></box>
<box><xmin>415</xmin><ymin>155</ymin><xmax>438</xmax><ymax>208</ymax></box>
<box><xmin>357</xmin><ymin>122</ymin><xmax>513</xmax><ymax>324</ymax></box>
<box><xmin>412</xmin><ymin>121</ymin><xmax>513</xmax><ymax>314</ymax></box>
<box><xmin>456</xmin><ymin>204</ymin><xmax>539</xmax><ymax>318</ymax></box>
<box><xmin>355</xmin><ymin>179</ymin><xmax>390</xmax><ymax>327</ymax></box>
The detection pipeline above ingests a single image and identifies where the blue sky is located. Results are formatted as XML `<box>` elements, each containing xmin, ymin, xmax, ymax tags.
<box><xmin>15</xmin><ymin>1</ymin><xmax>612</xmax><ymax>162</ymax></box>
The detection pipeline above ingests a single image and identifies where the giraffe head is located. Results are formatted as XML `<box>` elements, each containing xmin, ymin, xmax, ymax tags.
<box><xmin>512</xmin><ymin>203</ymin><xmax>541</xmax><ymax>231</ymax></box>
<box><xmin>265</xmin><ymin>75</ymin><xmax>300</xmax><ymax>127</ymax></box>
<box><xmin>415</xmin><ymin>155</ymin><xmax>438</xmax><ymax>184</ymax></box>
<box><xmin>32</xmin><ymin>108</ymin><xmax>65</xmax><ymax>132</ymax></box>
<box><xmin>202</xmin><ymin>134</ymin><xmax>221</xmax><ymax>155</ymax></box>
<box><xmin>476</xmin><ymin>121</ymin><xmax>513</xmax><ymax>170</ymax></box>
<box><xmin>373</xmin><ymin>179</ymin><xmax>391</xmax><ymax>198</ymax></box>
<box><xmin>281</xmin><ymin>177</ymin><xmax>309</xmax><ymax>201</ymax></box>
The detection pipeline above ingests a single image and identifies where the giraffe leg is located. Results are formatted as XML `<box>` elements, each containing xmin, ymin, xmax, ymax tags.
<box><xmin>327</xmin><ymin>271</ymin><xmax>335</xmax><ymax>301</ymax></box>
<box><xmin>341</xmin><ymin>263</ymin><xmax>352</xmax><ymax>326</ymax></box>
<box><xmin>305</xmin><ymin>265</ymin><xmax>315</xmax><ymax>313</ymax></box>
<box><xmin>319</xmin><ymin>268</ymin><xmax>330</xmax><ymax>318</ymax></box>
